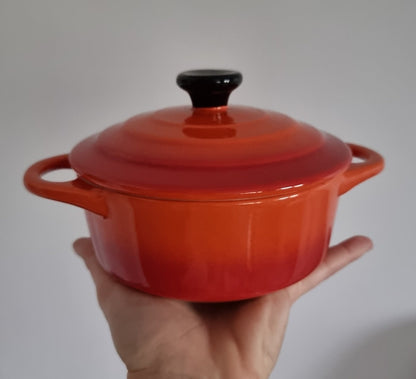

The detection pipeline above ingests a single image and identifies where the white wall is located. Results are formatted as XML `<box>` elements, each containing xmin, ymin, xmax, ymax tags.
<box><xmin>1</xmin><ymin>1</ymin><xmax>415</xmax><ymax>378</ymax></box>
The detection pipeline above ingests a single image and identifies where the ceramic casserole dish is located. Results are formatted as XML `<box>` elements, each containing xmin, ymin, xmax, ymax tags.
<box><xmin>24</xmin><ymin>70</ymin><xmax>384</xmax><ymax>301</ymax></box>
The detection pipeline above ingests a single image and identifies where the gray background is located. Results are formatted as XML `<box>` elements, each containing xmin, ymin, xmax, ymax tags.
<box><xmin>1</xmin><ymin>1</ymin><xmax>415</xmax><ymax>378</ymax></box>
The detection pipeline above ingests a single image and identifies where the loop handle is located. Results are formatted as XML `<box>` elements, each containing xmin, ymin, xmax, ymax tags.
<box><xmin>24</xmin><ymin>155</ymin><xmax>108</xmax><ymax>217</ymax></box>
<box><xmin>339</xmin><ymin>144</ymin><xmax>384</xmax><ymax>195</ymax></box>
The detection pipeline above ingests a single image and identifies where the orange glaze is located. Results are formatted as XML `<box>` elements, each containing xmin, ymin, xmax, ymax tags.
<box><xmin>85</xmin><ymin>179</ymin><xmax>339</xmax><ymax>301</ymax></box>
<box><xmin>23</xmin><ymin>70</ymin><xmax>384</xmax><ymax>301</ymax></box>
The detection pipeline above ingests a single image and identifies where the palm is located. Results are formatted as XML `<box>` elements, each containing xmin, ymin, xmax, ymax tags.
<box><xmin>95</xmin><ymin>272</ymin><xmax>291</xmax><ymax>377</ymax></box>
<box><xmin>74</xmin><ymin>236</ymin><xmax>372</xmax><ymax>378</ymax></box>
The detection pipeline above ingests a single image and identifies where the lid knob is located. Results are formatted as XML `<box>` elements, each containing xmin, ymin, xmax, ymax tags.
<box><xmin>176</xmin><ymin>69</ymin><xmax>242</xmax><ymax>108</ymax></box>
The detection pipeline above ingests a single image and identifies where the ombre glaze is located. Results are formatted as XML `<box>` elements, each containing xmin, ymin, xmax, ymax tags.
<box><xmin>24</xmin><ymin>70</ymin><xmax>384</xmax><ymax>301</ymax></box>
<box><xmin>85</xmin><ymin>179</ymin><xmax>339</xmax><ymax>301</ymax></box>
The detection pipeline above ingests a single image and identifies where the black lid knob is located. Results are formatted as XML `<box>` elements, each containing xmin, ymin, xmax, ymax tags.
<box><xmin>176</xmin><ymin>69</ymin><xmax>242</xmax><ymax>108</ymax></box>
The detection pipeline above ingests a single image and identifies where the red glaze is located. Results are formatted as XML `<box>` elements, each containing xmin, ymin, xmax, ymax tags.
<box><xmin>69</xmin><ymin>106</ymin><xmax>353</xmax><ymax>200</ymax></box>
<box><xmin>85</xmin><ymin>179</ymin><xmax>339</xmax><ymax>301</ymax></box>
<box><xmin>23</xmin><ymin>70</ymin><xmax>385</xmax><ymax>301</ymax></box>
<box><xmin>23</xmin><ymin>155</ymin><xmax>107</xmax><ymax>216</ymax></box>
<box><xmin>24</xmin><ymin>144</ymin><xmax>383</xmax><ymax>301</ymax></box>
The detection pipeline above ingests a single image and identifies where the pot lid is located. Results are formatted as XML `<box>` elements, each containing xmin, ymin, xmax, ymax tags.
<box><xmin>70</xmin><ymin>70</ymin><xmax>352</xmax><ymax>200</ymax></box>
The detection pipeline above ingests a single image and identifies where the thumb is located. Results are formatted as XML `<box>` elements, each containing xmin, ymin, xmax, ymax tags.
<box><xmin>73</xmin><ymin>238</ymin><xmax>113</xmax><ymax>292</ymax></box>
<box><xmin>288</xmin><ymin>235</ymin><xmax>373</xmax><ymax>301</ymax></box>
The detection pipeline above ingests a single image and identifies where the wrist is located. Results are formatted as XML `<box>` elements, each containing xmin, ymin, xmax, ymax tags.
<box><xmin>127</xmin><ymin>366</ymin><xmax>264</xmax><ymax>379</ymax></box>
<box><xmin>127</xmin><ymin>369</ymin><xmax>204</xmax><ymax>379</ymax></box>
<box><xmin>125</xmin><ymin>354</ymin><xmax>220</xmax><ymax>379</ymax></box>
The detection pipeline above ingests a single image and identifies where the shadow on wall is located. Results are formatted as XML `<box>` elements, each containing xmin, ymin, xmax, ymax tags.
<box><xmin>325</xmin><ymin>318</ymin><xmax>416</xmax><ymax>379</ymax></box>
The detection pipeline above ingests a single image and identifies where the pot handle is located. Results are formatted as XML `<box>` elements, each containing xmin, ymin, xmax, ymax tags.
<box><xmin>339</xmin><ymin>144</ymin><xmax>384</xmax><ymax>195</ymax></box>
<box><xmin>24</xmin><ymin>154</ymin><xmax>108</xmax><ymax>217</ymax></box>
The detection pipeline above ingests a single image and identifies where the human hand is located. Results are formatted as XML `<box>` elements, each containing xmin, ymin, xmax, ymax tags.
<box><xmin>73</xmin><ymin>236</ymin><xmax>373</xmax><ymax>379</ymax></box>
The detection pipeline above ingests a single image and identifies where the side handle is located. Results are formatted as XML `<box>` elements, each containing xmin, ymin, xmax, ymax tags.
<box><xmin>339</xmin><ymin>144</ymin><xmax>384</xmax><ymax>195</ymax></box>
<box><xmin>24</xmin><ymin>155</ymin><xmax>108</xmax><ymax>217</ymax></box>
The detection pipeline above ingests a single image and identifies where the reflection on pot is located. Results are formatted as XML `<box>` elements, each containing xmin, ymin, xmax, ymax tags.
<box><xmin>183</xmin><ymin>126</ymin><xmax>237</xmax><ymax>139</ymax></box>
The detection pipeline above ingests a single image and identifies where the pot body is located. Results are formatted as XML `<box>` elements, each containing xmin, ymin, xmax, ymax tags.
<box><xmin>85</xmin><ymin>178</ymin><xmax>340</xmax><ymax>301</ymax></box>
<box><xmin>22</xmin><ymin>70</ymin><xmax>385</xmax><ymax>301</ymax></box>
<box><xmin>24</xmin><ymin>144</ymin><xmax>383</xmax><ymax>301</ymax></box>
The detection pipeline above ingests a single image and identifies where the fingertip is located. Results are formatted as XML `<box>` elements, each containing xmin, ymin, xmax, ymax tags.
<box><xmin>73</xmin><ymin>237</ymin><xmax>93</xmax><ymax>259</ymax></box>
<box><xmin>73</xmin><ymin>237</ymin><xmax>88</xmax><ymax>249</ymax></box>
<box><xmin>345</xmin><ymin>235</ymin><xmax>374</xmax><ymax>254</ymax></box>
<box><xmin>288</xmin><ymin>235</ymin><xmax>376</xmax><ymax>301</ymax></box>
<box><xmin>72</xmin><ymin>238</ymin><xmax>110</xmax><ymax>287</ymax></box>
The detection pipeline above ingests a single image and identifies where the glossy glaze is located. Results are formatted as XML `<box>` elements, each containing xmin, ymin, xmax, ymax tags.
<box><xmin>85</xmin><ymin>179</ymin><xmax>339</xmax><ymax>301</ymax></box>
<box><xmin>69</xmin><ymin>106</ymin><xmax>353</xmax><ymax>200</ymax></box>
<box><xmin>23</xmin><ymin>144</ymin><xmax>383</xmax><ymax>301</ymax></box>
<box><xmin>24</xmin><ymin>155</ymin><xmax>107</xmax><ymax>216</ymax></box>
<box><xmin>23</xmin><ymin>70</ymin><xmax>385</xmax><ymax>301</ymax></box>
<box><xmin>176</xmin><ymin>69</ymin><xmax>242</xmax><ymax>107</ymax></box>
